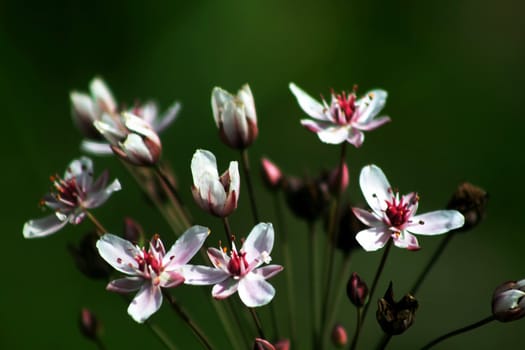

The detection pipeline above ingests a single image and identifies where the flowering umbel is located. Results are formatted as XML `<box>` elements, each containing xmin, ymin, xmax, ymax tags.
<box><xmin>182</xmin><ymin>223</ymin><xmax>283</xmax><ymax>307</ymax></box>
<box><xmin>352</xmin><ymin>165</ymin><xmax>465</xmax><ymax>251</ymax></box>
<box><xmin>492</xmin><ymin>279</ymin><xmax>525</xmax><ymax>322</ymax></box>
<box><xmin>96</xmin><ymin>226</ymin><xmax>209</xmax><ymax>323</ymax></box>
<box><xmin>289</xmin><ymin>83</ymin><xmax>390</xmax><ymax>147</ymax></box>
<box><xmin>211</xmin><ymin>84</ymin><xmax>258</xmax><ymax>149</ymax></box>
<box><xmin>23</xmin><ymin>157</ymin><xmax>121</xmax><ymax>238</ymax></box>
<box><xmin>191</xmin><ymin>149</ymin><xmax>240</xmax><ymax>217</ymax></box>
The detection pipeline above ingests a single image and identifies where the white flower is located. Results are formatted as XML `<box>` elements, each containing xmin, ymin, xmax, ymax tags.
<box><xmin>352</xmin><ymin>165</ymin><xmax>464</xmax><ymax>251</ymax></box>
<box><xmin>23</xmin><ymin>157</ymin><xmax>121</xmax><ymax>239</ymax></box>
<box><xmin>182</xmin><ymin>223</ymin><xmax>283</xmax><ymax>307</ymax></box>
<box><xmin>289</xmin><ymin>83</ymin><xmax>390</xmax><ymax>147</ymax></box>
<box><xmin>191</xmin><ymin>149</ymin><xmax>240</xmax><ymax>217</ymax></box>
<box><xmin>492</xmin><ymin>279</ymin><xmax>525</xmax><ymax>322</ymax></box>
<box><xmin>96</xmin><ymin>226</ymin><xmax>210</xmax><ymax>323</ymax></box>
<box><xmin>211</xmin><ymin>84</ymin><xmax>258</xmax><ymax>149</ymax></box>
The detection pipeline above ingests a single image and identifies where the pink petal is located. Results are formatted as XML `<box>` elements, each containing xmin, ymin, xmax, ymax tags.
<box><xmin>207</xmin><ymin>247</ymin><xmax>230</xmax><ymax>271</ymax></box>
<box><xmin>346</xmin><ymin>128</ymin><xmax>364</xmax><ymax>148</ymax></box>
<box><xmin>408</xmin><ymin>210</ymin><xmax>465</xmax><ymax>235</ymax></box>
<box><xmin>127</xmin><ymin>283</ymin><xmax>163</xmax><ymax>323</ymax></box>
<box><xmin>163</xmin><ymin>225</ymin><xmax>210</xmax><ymax>267</ymax></box>
<box><xmin>23</xmin><ymin>215</ymin><xmax>68</xmax><ymax>239</ymax></box>
<box><xmin>392</xmin><ymin>231</ymin><xmax>420</xmax><ymax>251</ymax></box>
<box><xmin>242</xmin><ymin>223</ymin><xmax>275</xmax><ymax>260</ymax></box>
<box><xmin>96</xmin><ymin>234</ymin><xmax>140</xmax><ymax>275</ymax></box>
<box><xmin>355</xmin><ymin>226</ymin><xmax>390</xmax><ymax>252</ymax></box>
<box><xmin>181</xmin><ymin>265</ymin><xmax>229</xmax><ymax>285</ymax></box>
<box><xmin>160</xmin><ymin>271</ymin><xmax>185</xmax><ymax>288</ymax></box>
<box><xmin>238</xmin><ymin>273</ymin><xmax>276</xmax><ymax>307</ymax></box>
<box><xmin>352</xmin><ymin>207</ymin><xmax>382</xmax><ymax>227</ymax></box>
<box><xmin>359</xmin><ymin>164</ymin><xmax>391</xmax><ymax>214</ymax></box>
<box><xmin>81</xmin><ymin>140</ymin><xmax>113</xmax><ymax>155</ymax></box>
<box><xmin>107</xmin><ymin>277</ymin><xmax>143</xmax><ymax>293</ymax></box>
<box><xmin>212</xmin><ymin>278</ymin><xmax>239</xmax><ymax>299</ymax></box>
<box><xmin>289</xmin><ymin>83</ymin><xmax>330</xmax><ymax>121</ymax></box>
<box><xmin>252</xmin><ymin>265</ymin><xmax>283</xmax><ymax>280</ymax></box>
<box><xmin>354</xmin><ymin>116</ymin><xmax>391</xmax><ymax>131</ymax></box>
<box><xmin>155</xmin><ymin>101</ymin><xmax>182</xmax><ymax>132</ymax></box>
<box><xmin>85</xmin><ymin>178</ymin><xmax>121</xmax><ymax>208</ymax></box>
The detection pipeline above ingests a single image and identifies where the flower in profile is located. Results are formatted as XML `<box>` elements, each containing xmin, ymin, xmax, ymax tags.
<box><xmin>23</xmin><ymin>157</ymin><xmax>121</xmax><ymax>239</ymax></box>
<box><xmin>96</xmin><ymin>226</ymin><xmax>210</xmax><ymax>323</ymax></box>
<box><xmin>289</xmin><ymin>83</ymin><xmax>390</xmax><ymax>147</ymax></box>
<box><xmin>183</xmin><ymin>223</ymin><xmax>283</xmax><ymax>307</ymax></box>
<box><xmin>191</xmin><ymin>149</ymin><xmax>240</xmax><ymax>217</ymax></box>
<box><xmin>492</xmin><ymin>279</ymin><xmax>525</xmax><ymax>322</ymax></box>
<box><xmin>211</xmin><ymin>84</ymin><xmax>258</xmax><ymax>149</ymax></box>
<box><xmin>352</xmin><ymin>165</ymin><xmax>465</xmax><ymax>251</ymax></box>
<box><xmin>70</xmin><ymin>76</ymin><xmax>181</xmax><ymax>156</ymax></box>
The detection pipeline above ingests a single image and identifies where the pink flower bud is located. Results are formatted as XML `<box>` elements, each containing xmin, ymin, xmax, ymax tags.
<box><xmin>331</xmin><ymin>323</ymin><xmax>348</xmax><ymax>347</ymax></box>
<box><xmin>79</xmin><ymin>308</ymin><xmax>101</xmax><ymax>341</ymax></box>
<box><xmin>261</xmin><ymin>157</ymin><xmax>283</xmax><ymax>190</ymax></box>
<box><xmin>492</xmin><ymin>279</ymin><xmax>525</xmax><ymax>322</ymax></box>
<box><xmin>347</xmin><ymin>272</ymin><xmax>369</xmax><ymax>307</ymax></box>
<box><xmin>328</xmin><ymin>162</ymin><xmax>349</xmax><ymax>195</ymax></box>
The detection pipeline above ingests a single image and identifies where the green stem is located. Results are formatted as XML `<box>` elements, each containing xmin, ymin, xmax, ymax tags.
<box><xmin>145</xmin><ymin>320</ymin><xmax>179</xmax><ymax>350</ymax></box>
<box><xmin>420</xmin><ymin>315</ymin><xmax>495</xmax><ymax>350</ymax></box>
<box><xmin>222</xmin><ymin>217</ymin><xmax>234</xmax><ymax>248</ymax></box>
<box><xmin>348</xmin><ymin>307</ymin><xmax>362</xmax><ymax>350</ymax></box>
<box><xmin>378</xmin><ymin>334</ymin><xmax>392</xmax><ymax>350</ymax></box>
<box><xmin>240</xmin><ymin>149</ymin><xmax>260</xmax><ymax>223</ymax></box>
<box><xmin>93</xmin><ymin>337</ymin><xmax>107</xmax><ymax>350</ymax></box>
<box><xmin>154</xmin><ymin>165</ymin><xmax>192</xmax><ymax>228</ymax></box>
<box><xmin>84</xmin><ymin>210</ymin><xmax>107</xmax><ymax>236</ymax></box>
<box><xmin>308</xmin><ymin>221</ymin><xmax>321</xmax><ymax>348</ymax></box>
<box><xmin>249</xmin><ymin>307</ymin><xmax>266</xmax><ymax>339</ymax></box>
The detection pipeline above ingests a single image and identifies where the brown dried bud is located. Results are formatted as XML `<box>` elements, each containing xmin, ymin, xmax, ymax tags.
<box><xmin>331</xmin><ymin>323</ymin><xmax>348</xmax><ymax>348</ymax></box>
<box><xmin>79</xmin><ymin>308</ymin><xmax>102</xmax><ymax>341</ymax></box>
<box><xmin>261</xmin><ymin>157</ymin><xmax>283</xmax><ymax>190</ymax></box>
<box><xmin>283</xmin><ymin>175</ymin><xmax>331</xmax><ymax>222</ymax></box>
<box><xmin>492</xmin><ymin>279</ymin><xmax>525</xmax><ymax>322</ymax></box>
<box><xmin>446</xmin><ymin>182</ymin><xmax>488</xmax><ymax>232</ymax></box>
<box><xmin>347</xmin><ymin>272</ymin><xmax>369</xmax><ymax>307</ymax></box>
<box><xmin>376</xmin><ymin>282</ymin><xmax>418</xmax><ymax>335</ymax></box>
<box><xmin>68</xmin><ymin>232</ymin><xmax>112</xmax><ymax>280</ymax></box>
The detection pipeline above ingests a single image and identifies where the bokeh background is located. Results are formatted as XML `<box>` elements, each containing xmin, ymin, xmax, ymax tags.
<box><xmin>2</xmin><ymin>0</ymin><xmax>525</xmax><ymax>349</ymax></box>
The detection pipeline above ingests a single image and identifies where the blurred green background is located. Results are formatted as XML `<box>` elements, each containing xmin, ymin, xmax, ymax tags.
<box><xmin>2</xmin><ymin>0</ymin><xmax>525</xmax><ymax>349</ymax></box>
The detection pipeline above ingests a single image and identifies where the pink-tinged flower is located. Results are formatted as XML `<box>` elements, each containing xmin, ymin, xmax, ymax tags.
<box><xmin>352</xmin><ymin>165</ymin><xmax>464</xmax><ymax>251</ymax></box>
<box><xmin>23</xmin><ymin>157</ymin><xmax>121</xmax><ymax>239</ymax></box>
<box><xmin>71</xmin><ymin>77</ymin><xmax>181</xmax><ymax>156</ymax></box>
<box><xmin>191</xmin><ymin>149</ymin><xmax>240</xmax><ymax>217</ymax></box>
<box><xmin>96</xmin><ymin>226</ymin><xmax>210</xmax><ymax>323</ymax></box>
<box><xmin>492</xmin><ymin>279</ymin><xmax>525</xmax><ymax>322</ymax></box>
<box><xmin>182</xmin><ymin>223</ymin><xmax>283</xmax><ymax>307</ymax></box>
<box><xmin>289</xmin><ymin>83</ymin><xmax>390</xmax><ymax>147</ymax></box>
<box><xmin>211</xmin><ymin>84</ymin><xmax>258</xmax><ymax>149</ymax></box>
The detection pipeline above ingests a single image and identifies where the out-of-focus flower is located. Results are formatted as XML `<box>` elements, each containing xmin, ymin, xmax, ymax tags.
<box><xmin>71</xmin><ymin>77</ymin><xmax>181</xmax><ymax>156</ymax></box>
<box><xmin>123</xmin><ymin>217</ymin><xmax>145</xmax><ymax>245</ymax></box>
<box><xmin>331</xmin><ymin>324</ymin><xmax>348</xmax><ymax>348</ymax></box>
<box><xmin>96</xmin><ymin>226</ymin><xmax>209</xmax><ymax>323</ymax></box>
<box><xmin>23</xmin><ymin>157</ymin><xmax>121</xmax><ymax>239</ymax></box>
<box><xmin>79</xmin><ymin>308</ymin><xmax>102</xmax><ymax>341</ymax></box>
<box><xmin>492</xmin><ymin>279</ymin><xmax>525</xmax><ymax>322</ymax></box>
<box><xmin>211</xmin><ymin>84</ymin><xmax>258</xmax><ymax>149</ymax></box>
<box><xmin>93</xmin><ymin>112</ymin><xmax>162</xmax><ymax>166</ymax></box>
<box><xmin>289</xmin><ymin>83</ymin><xmax>390</xmax><ymax>147</ymax></box>
<box><xmin>446</xmin><ymin>182</ymin><xmax>488</xmax><ymax>232</ymax></box>
<box><xmin>68</xmin><ymin>232</ymin><xmax>113</xmax><ymax>280</ymax></box>
<box><xmin>183</xmin><ymin>223</ymin><xmax>283</xmax><ymax>307</ymax></box>
<box><xmin>352</xmin><ymin>165</ymin><xmax>465</xmax><ymax>251</ymax></box>
<box><xmin>323</xmin><ymin>162</ymin><xmax>349</xmax><ymax>195</ymax></box>
<box><xmin>260</xmin><ymin>157</ymin><xmax>283</xmax><ymax>190</ymax></box>
<box><xmin>376</xmin><ymin>282</ymin><xmax>418</xmax><ymax>335</ymax></box>
<box><xmin>347</xmin><ymin>272</ymin><xmax>369</xmax><ymax>308</ymax></box>
<box><xmin>283</xmin><ymin>175</ymin><xmax>331</xmax><ymax>222</ymax></box>
<box><xmin>191</xmin><ymin>149</ymin><xmax>239</xmax><ymax>217</ymax></box>
<box><xmin>332</xmin><ymin>203</ymin><xmax>365</xmax><ymax>254</ymax></box>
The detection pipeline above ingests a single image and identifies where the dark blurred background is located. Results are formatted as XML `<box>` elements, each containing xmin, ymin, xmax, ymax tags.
<box><xmin>2</xmin><ymin>0</ymin><xmax>525</xmax><ymax>349</ymax></box>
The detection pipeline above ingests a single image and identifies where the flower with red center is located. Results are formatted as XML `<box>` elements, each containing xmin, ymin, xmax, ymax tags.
<box><xmin>96</xmin><ymin>226</ymin><xmax>210</xmax><ymax>323</ymax></box>
<box><xmin>289</xmin><ymin>83</ymin><xmax>391</xmax><ymax>147</ymax></box>
<box><xmin>23</xmin><ymin>157</ymin><xmax>121</xmax><ymax>238</ymax></box>
<box><xmin>352</xmin><ymin>165</ymin><xmax>465</xmax><ymax>251</ymax></box>
<box><xmin>181</xmin><ymin>223</ymin><xmax>283</xmax><ymax>307</ymax></box>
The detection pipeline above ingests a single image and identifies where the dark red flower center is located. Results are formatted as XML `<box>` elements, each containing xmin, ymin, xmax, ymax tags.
<box><xmin>385</xmin><ymin>196</ymin><xmax>410</xmax><ymax>228</ymax></box>
<box><xmin>135</xmin><ymin>249</ymin><xmax>162</xmax><ymax>275</ymax></box>
<box><xmin>50</xmin><ymin>174</ymin><xmax>83</xmax><ymax>207</ymax></box>
<box><xmin>227</xmin><ymin>249</ymin><xmax>249</xmax><ymax>276</ymax></box>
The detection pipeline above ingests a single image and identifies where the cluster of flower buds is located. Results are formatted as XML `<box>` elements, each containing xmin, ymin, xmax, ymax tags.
<box><xmin>376</xmin><ymin>282</ymin><xmax>418</xmax><ymax>335</ymax></box>
<box><xmin>492</xmin><ymin>279</ymin><xmax>525</xmax><ymax>322</ymax></box>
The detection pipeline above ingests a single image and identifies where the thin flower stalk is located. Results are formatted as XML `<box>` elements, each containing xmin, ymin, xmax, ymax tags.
<box><xmin>308</xmin><ymin>221</ymin><xmax>321</xmax><ymax>348</ymax></box>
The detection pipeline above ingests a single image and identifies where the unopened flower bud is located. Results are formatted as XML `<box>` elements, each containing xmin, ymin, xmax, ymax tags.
<box><xmin>212</xmin><ymin>84</ymin><xmax>258</xmax><ymax>149</ymax></box>
<box><xmin>123</xmin><ymin>217</ymin><xmax>145</xmax><ymax>245</ymax></box>
<box><xmin>331</xmin><ymin>323</ymin><xmax>348</xmax><ymax>348</ymax></box>
<box><xmin>68</xmin><ymin>232</ymin><xmax>112</xmax><ymax>280</ymax></box>
<box><xmin>492</xmin><ymin>279</ymin><xmax>525</xmax><ymax>322</ymax></box>
<box><xmin>79</xmin><ymin>308</ymin><xmax>102</xmax><ymax>341</ymax></box>
<box><xmin>327</xmin><ymin>162</ymin><xmax>349</xmax><ymax>195</ymax></box>
<box><xmin>446</xmin><ymin>182</ymin><xmax>488</xmax><ymax>232</ymax></box>
<box><xmin>347</xmin><ymin>272</ymin><xmax>369</xmax><ymax>307</ymax></box>
<box><xmin>261</xmin><ymin>157</ymin><xmax>283</xmax><ymax>190</ymax></box>
<box><xmin>273</xmin><ymin>339</ymin><xmax>290</xmax><ymax>350</ymax></box>
<box><xmin>376</xmin><ymin>282</ymin><xmax>418</xmax><ymax>335</ymax></box>
<box><xmin>283</xmin><ymin>175</ymin><xmax>330</xmax><ymax>222</ymax></box>
<box><xmin>253</xmin><ymin>338</ymin><xmax>275</xmax><ymax>350</ymax></box>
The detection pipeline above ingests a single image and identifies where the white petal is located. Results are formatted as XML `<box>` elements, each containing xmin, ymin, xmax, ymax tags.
<box><xmin>355</xmin><ymin>226</ymin><xmax>390</xmax><ymax>252</ymax></box>
<box><xmin>289</xmin><ymin>83</ymin><xmax>329</xmax><ymax>121</ymax></box>
<box><xmin>354</xmin><ymin>89</ymin><xmax>387</xmax><ymax>124</ymax></box>
<box><xmin>359</xmin><ymin>164</ymin><xmax>391</xmax><ymax>214</ymax></box>
<box><xmin>123</xmin><ymin>112</ymin><xmax>157</xmax><ymax>138</ymax></box>
<box><xmin>354</xmin><ymin>116</ymin><xmax>391</xmax><ymax>131</ymax></box>
<box><xmin>65</xmin><ymin>156</ymin><xmax>93</xmax><ymax>180</ymax></box>
<box><xmin>191</xmin><ymin>149</ymin><xmax>219</xmax><ymax>184</ymax></box>
<box><xmin>237</xmin><ymin>84</ymin><xmax>257</xmax><ymax>122</ymax></box>
<box><xmin>107</xmin><ymin>277</ymin><xmax>143</xmax><ymax>293</ymax></box>
<box><xmin>121</xmin><ymin>134</ymin><xmax>154</xmax><ymax>164</ymax></box>
<box><xmin>408</xmin><ymin>210</ymin><xmax>465</xmax><ymax>235</ymax></box>
<box><xmin>228</xmin><ymin>161</ymin><xmax>240</xmax><ymax>199</ymax></box>
<box><xmin>155</xmin><ymin>101</ymin><xmax>182</xmax><ymax>132</ymax></box>
<box><xmin>211</xmin><ymin>87</ymin><xmax>233</xmax><ymax>126</ymax></box>
<box><xmin>23</xmin><ymin>215</ymin><xmax>68</xmax><ymax>238</ymax></box>
<box><xmin>242</xmin><ymin>223</ymin><xmax>275</xmax><ymax>260</ymax></box>
<box><xmin>84</xmin><ymin>178</ymin><xmax>121</xmax><ymax>208</ymax></box>
<box><xmin>96</xmin><ymin>233</ymin><xmax>140</xmax><ymax>275</ymax></box>
<box><xmin>352</xmin><ymin>207</ymin><xmax>382</xmax><ymax>227</ymax></box>
<box><xmin>90</xmin><ymin>77</ymin><xmax>116</xmax><ymax>114</ymax></box>
<box><xmin>252</xmin><ymin>265</ymin><xmax>283</xmax><ymax>280</ymax></box>
<box><xmin>207</xmin><ymin>248</ymin><xmax>230</xmax><ymax>271</ymax></box>
<box><xmin>163</xmin><ymin>225</ymin><xmax>210</xmax><ymax>267</ymax></box>
<box><xmin>346</xmin><ymin>128</ymin><xmax>365</xmax><ymax>148</ymax></box>
<box><xmin>127</xmin><ymin>283</ymin><xmax>163</xmax><ymax>323</ymax></box>
<box><xmin>317</xmin><ymin>126</ymin><xmax>351</xmax><ymax>144</ymax></box>
<box><xmin>238</xmin><ymin>273</ymin><xmax>275</xmax><ymax>307</ymax></box>
<box><xmin>212</xmin><ymin>278</ymin><xmax>239</xmax><ymax>299</ymax></box>
<box><xmin>393</xmin><ymin>231</ymin><xmax>420</xmax><ymax>250</ymax></box>
<box><xmin>222</xmin><ymin>101</ymin><xmax>248</xmax><ymax>145</ymax></box>
<box><xmin>180</xmin><ymin>265</ymin><xmax>229</xmax><ymax>285</ymax></box>
<box><xmin>81</xmin><ymin>140</ymin><xmax>113</xmax><ymax>155</ymax></box>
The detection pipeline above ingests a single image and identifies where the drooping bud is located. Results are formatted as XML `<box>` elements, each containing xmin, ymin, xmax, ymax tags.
<box><xmin>492</xmin><ymin>279</ymin><xmax>525</xmax><ymax>322</ymax></box>
<box><xmin>327</xmin><ymin>162</ymin><xmax>349</xmax><ymax>195</ymax></box>
<box><xmin>261</xmin><ymin>157</ymin><xmax>283</xmax><ymax>190</ymax></box>
<box><xmin>376</xmin><ymin>282</ymin><xmax>418</xmax><ymax>335</ymax></box>
<box><xmin>253</xmin><ymin>338</ymin><xmax>276</xmax><ymax>350</ymax></box>
<box><xmin>331</xmin><ymin>323</ymin><xmax>348</xmax><ymax>348</ymax></box>
<box><xmin>212</xmin><ymin>84</ymin><xmax>258</xmax><ymax>149</ymax></box>
<box><xmin>123</xmin><ymin>217</ymin><xmax>145</xmax><ymax>245</ymax></box>
<box><xmin>68</xmin><ymin>232</ymin><xmax>112</xmax><ymax>280</ymax></box>
<box><xmin>79</xmin><ymin>308</ymin><xmax>102</xmax><ymax>341</ymax></box>
<box><xmin>283</xmin><ymin>175</ymin><xmax>330</xmax><ymax>222</ymax></box>
<box><xmin>347</xmin><ymin>272</ymin><xmax>369</xmax><ymax>307</ymax></box>
<box><xmin>446</xmin><ymin>182</ymin><xmax>488</xmax><ymax>232</ymax></box>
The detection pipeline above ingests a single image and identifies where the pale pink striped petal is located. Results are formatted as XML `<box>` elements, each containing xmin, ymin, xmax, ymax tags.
<box><xmin>107</xmin><ymin>277</ymin><xmax>143</xmax><ymax>293</ymax></box>
<box><xmin>163</xmin><ymin>225</ymin><xmax>210</xmax><ymax>267</ymax></box>
<box><xmin>355</xmin><ymin>226</ymin><xmax>390</xmax><ymax>252</ymax></box>
<box><xmin>238</xmin><ymin>273</ymin><xmax>275</xmax><ymax>307</ymax></box>
<box><xmin>127</xmin><ymin>283</ymin><xmax>162</xmax><ymax>323</ymax></box>
<box><xmin>212</xmin><ymin>278</ymin><xmax>238</xmax><ymax>299</ymax></box>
